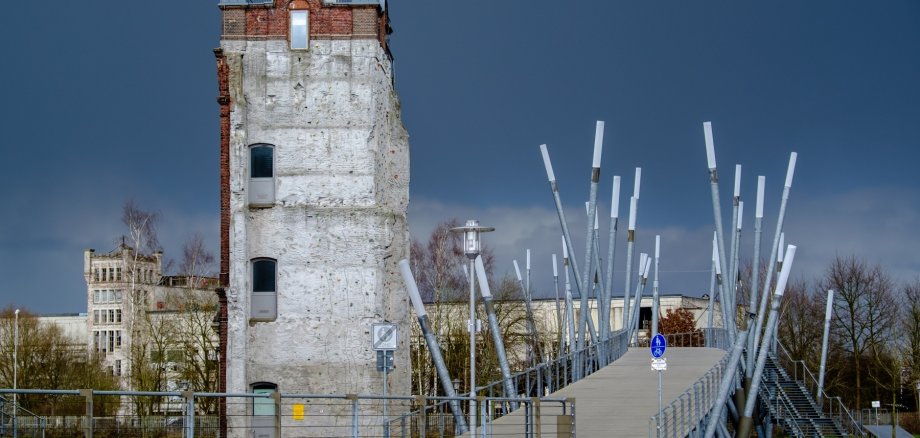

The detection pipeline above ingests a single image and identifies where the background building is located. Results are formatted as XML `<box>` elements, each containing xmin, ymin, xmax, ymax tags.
<box><xmin>83</xmin><ymin>246</ymin><xmax>218</xmax><ymax>415</ymax></box>
<box><xmin>84</xmin><ymin>246</ymin><xmax>162</xmax><ymax>384</ymax></box>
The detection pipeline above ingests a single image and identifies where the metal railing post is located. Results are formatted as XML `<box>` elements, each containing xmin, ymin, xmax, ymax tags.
<box><xmin>479</xmin><ymin>396</ymin><xmax>487</xmax><ymax>438</ymax></box>
<box><xmin>274</xmin><ymin>392</ymin><xmax>282</xmax><ymax>438</ymax></box>
<box><xmin>533</xmin><ymin>397</ymin><xmax>542</xmax><ymax>438</ymax></box>
<box><xmin>538</xmin><ymin>366</ymin><xmax>544</xmax><ymax>396</ymax></box>
<box><xmin>416</xmin><ymin>395</ymin><xmax>426</xmax><ymax>438</ymax></box>
<box><xmin>524</xmin><ymin>400</ymin><xmax>532</xmax><ymax>438</ymax></box>
<box><xmin>80</xmin><ymin>389</ymin><xmax>93</xmax><ymax>438</ymax></box>
<box><xmin>183</xmin><ymin>390</ymin><xmax>195</xmax><ymax>438</ymax></box>
<box><xmin>347</xmin><ymin>394</ymin><xmax>358</xmax><ymax>438</ymax></box>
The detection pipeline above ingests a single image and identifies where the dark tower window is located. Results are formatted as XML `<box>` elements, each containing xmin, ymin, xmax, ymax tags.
<box><xmin>249</xmin><ymin>144</ymin><xmax>275</xmax><ymax>206</ymax></box>
<box><xmin>250</xmin><ymin>145</ymin><xmax>273</xmax><ymax>178</ymax></box>
<box><xmin>251</xmin><ymin>258</ymin><xmax>277</xmax><ymax>321</ymax></box>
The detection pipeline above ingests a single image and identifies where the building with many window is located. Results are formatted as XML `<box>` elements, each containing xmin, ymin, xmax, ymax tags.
<box><xmin>83</xmin><ymin>246</ymin><xmax>219</xmax><ymax>410</ymax></box>
<box><xmin>83</xmin><ymin>246</ymin><xmax>162</xmax><ymax>384</ymax></box>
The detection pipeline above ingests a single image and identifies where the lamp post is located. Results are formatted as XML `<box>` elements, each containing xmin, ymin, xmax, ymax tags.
<box><xmin>13</xmin><ymin>308</ymin><xmax>19</xmax><ymax>438</ymax></box>
<box><xmin>450</xmin><ymin>220</ymin><xmax>494</xmax><ymax>438</ymax></box>
<box><xmin>916</xmin><ymin>382</ymin><xmax>919</xmax><ymax>416</ymax></box>
<box><xmin>452</xmin><ymin>378</ymin><xmax>462</xmax><ymax>436</ymax></box>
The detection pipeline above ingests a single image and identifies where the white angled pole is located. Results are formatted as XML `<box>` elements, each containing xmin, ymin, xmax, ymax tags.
<box><xmin>399</xmin><ymin>260</ymin><xmax>468</xmax><ymax>433</ymax></box>
<box><xmin>703</xmin><ymin>122</ymin><xmax>736</xmax><ymax>343</ymax></box>
<box><xmin>623</xmin><ymin>167</ymin><xmax>640</xmax><ymax>328</ymax></box>
<box><xmin>604</xmin><ymin>176</ymin><xmax>621</xmax><ymax>340</ymax></box>
<box><xmin>738</xmin><ymin>245</ymin><xmax>797</xmax><ymax>438</ymax></box>
<box><xmin>540</xmin><ymin>144</ymin><xmax>591</xmax><ymax>378</ymax></box>
<box><xmin>745</xmin><ymin>176</ymin><xmax>766</xmax><ymax>385</ymax></box>
<box><xmin>816</xmin><ymin>289</ymin><xmax>834</xmax><ymax>407</ymax></box>
<box><xmin>475</xmin><ymin>255</ymin><xmax>517</xmax><ymax>404</ymax></box>
<box><xmin>727</xmin><ymin>165</ymin><xmax>742</xmax><ymax>320</ymax></box>
<box><xmin>652</xmin><ymin>235</ymin><xmax>661</xmax><ymax>338</ymax></box>
<box><xmin>562</xmin><ymin>236</ymin><xmax>576</xmax><ymax>353</ymax></box>
<box><xmin>552</xmin><ymin>254</ymin><xmax>564</xmax><ymax>355</ymax></box>
<box><xmin>753</xmin><ymin>153</ymin><xmax>797</xmax><ymax>360</ymax></box>
<box><xmin>579</xmin><ymin>121</ymin><xmax>605</xmax><ymax>359</ymax></box>
<box><xmin>707</xmin><ymin>237</ymin><xmax>717</xmax><ymax>346</ymax></box>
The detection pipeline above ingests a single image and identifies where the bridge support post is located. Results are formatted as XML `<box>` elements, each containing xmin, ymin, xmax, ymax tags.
<box><xmin>80</xmin><ymin>389</ymin><xmax>92</xmax><ymax>438</ymax></box>
<box><xmin>532</xmin><ymin>397</ymin><xmax>541</xmax><ymax>438</ymax></box>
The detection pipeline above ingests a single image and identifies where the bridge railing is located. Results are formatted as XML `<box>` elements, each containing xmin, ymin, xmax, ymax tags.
<box><xmin>478</xmin><ymin>327</ymin><xmax>630</xmax><ymax>401</ymax></box>
<box><xmin>774</xmin><ymin>342</ymin><xmax>865</xmax><ymax>437</ymax></box>
<box><xmin>648</xmin><ymin>347</ymin><xmax>730</xmax><ymax>437</ymax></box>
<box><xmin>389</xmin><ymin>328</ymin><xmax>626</xmax><ymax>435</ymax></box>
<box><xmin>0</xmin><ymin>394</ymin><xmax>48</xmax><ymax>438</ymax></box>
<box><xmin>647</xmin><ymin>328</ymin><xmax>730</xmax><ymax>438</ymax></box>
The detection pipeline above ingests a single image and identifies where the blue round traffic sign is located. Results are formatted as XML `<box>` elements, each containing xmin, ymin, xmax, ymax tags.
<box><xmin>650</xmin><ymin>334</ymin><xmax>667</xmax><ymax>358</ymax></box>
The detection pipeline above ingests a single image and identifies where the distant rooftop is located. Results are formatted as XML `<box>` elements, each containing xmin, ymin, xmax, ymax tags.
<box><xmin>37</xmin><ymin>312</ymin><xmax>86</xmax><ymax>318</ymax></box>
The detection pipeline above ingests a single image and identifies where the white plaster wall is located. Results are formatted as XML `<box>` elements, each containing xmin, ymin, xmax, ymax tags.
<box><xmin>222</xmin><ymin>37</ymin><xmax>411</xmax><ymax>434</ymax></box>
<box><xmin>36</xmin><ymin>315</ymin><xmax>88</xmax><ymax>343</ymax></box>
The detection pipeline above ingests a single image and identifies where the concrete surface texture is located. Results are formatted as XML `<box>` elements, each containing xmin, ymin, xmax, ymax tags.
<box><xmin>221</xmin><ymin>34</ymin><xmax>410</xmax><ymax>436</ymax></box>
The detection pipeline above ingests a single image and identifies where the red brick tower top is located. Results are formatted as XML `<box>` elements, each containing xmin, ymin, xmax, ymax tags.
<box><xmin>218</xmin><ymin>0</ymin><xmax>391</xmax><ymax>53</ymax></box>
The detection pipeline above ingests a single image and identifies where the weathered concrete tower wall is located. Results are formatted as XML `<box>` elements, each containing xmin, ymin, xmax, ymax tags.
<box><xmin>215</xmin><ymin>0</ymin><xmax>410</xmax><ymax>434</ymax></box>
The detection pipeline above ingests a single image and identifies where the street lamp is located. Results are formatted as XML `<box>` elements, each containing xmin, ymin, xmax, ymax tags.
<box><xmin>452</xmin><ymin>378</ymin><xmax>463</xmax><ymax>435</ymax></box>
<box><xmin>13</xmin><ymin>308</ymin><xmax>19</xmax><ymax>438</ymax></box>
<box><xmin>450</xmin><ymin>219</ymin><xmax>494</xmax><ymax>438</ymax></box>
<box><xmin>916</xmin><ymin>382</ymin><xmax>920</xmax><ymax>417</ymax></box>
<box><xmin>452</xmin><ymin>378</ymin><xmax>461</xmax><ymax>394</ymax></box>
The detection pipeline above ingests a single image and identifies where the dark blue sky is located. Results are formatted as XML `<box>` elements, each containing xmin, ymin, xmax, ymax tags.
<box><xmin>1</xmin><ymin>1</ymin><xmax>918</xmax><ymax>313</ymax></box>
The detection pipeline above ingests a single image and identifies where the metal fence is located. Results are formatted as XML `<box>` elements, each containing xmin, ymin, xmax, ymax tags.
<box><xmin>1</xmin><ymin>395</ymin><xmax>48</xmax><ymax>438</ymax></box>
<box><xmin>0</xmin><ymin>330</ymin><xmax>631</xmax><ymax>438</ymax></box>
<box><xmin>0</xmin><ymin>389</ymin><xmax>574</xmax><ymax>438</ymax></box>
<box><xmin>0</xmin><ymin>328</ymin><xmax>646</xmax><ymax>437</ymax></box>
<box><xmin>477</xmin><ymin>328</ymin><xmax>630</xmax><ymax>400</ymax></box>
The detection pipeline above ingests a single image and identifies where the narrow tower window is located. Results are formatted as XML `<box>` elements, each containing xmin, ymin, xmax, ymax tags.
<box><xmin>251</xmin><ymin>258</ymin><xmax>277</xmax><ymax>321</ymax></box>
<box><xmin>290</xmin><ymin>10</ymin><xmax>309</xmax><ymax>50</ymax></box>
<box><xmin>249</xmin><ymin>144</ymin><xmax>275</xmax><ymax>207</ymax></box>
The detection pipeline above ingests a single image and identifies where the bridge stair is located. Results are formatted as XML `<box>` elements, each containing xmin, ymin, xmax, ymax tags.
<box><xmin>760</xmin><ymin>354</ymin><xmax>848</xmax><ymax>437</ymax></box>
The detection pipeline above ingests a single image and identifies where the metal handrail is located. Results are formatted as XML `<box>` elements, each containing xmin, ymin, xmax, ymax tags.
<box><xmin>389</xmin><ymin>328</ymin><xmax>627</xmax><ymax>432</ymax></box>
<box><xmin>648</xmin><ymin>328</ymin><xmax>730</xmax><ymax>437</ymax></box>
<box><xmin>774</xmin><ymin>341</ymin><xmax>865</xmax><ymax>437</ymax></box>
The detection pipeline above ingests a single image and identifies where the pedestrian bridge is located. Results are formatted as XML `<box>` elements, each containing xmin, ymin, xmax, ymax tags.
<box><xmin>481</xmin><ymin>346</ymin><xmax>728</xmax><ymax>438</ymax></box>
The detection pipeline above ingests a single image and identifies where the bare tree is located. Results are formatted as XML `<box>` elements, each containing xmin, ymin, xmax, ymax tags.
<box><xmin>179</xmin><ymin>232</ymin><xmax>215</xmax><ymax>289</ymax></box>
<box><xmin>901</xmin><ymin>279</ymin><xmax>920</xmax><ymax>411</ymax></box>
<box><xmin>0</xmin><ymin>308</ymin><xmax>118</xmax><ymax>415</ymax></box>
<box><xmin>122</xmin><ymin>199</ymin><xmax>161</xmax><ymax>256</ymax></box>
<box><xmin>120</xmin><ymin>200</ymin><xmax>169</xmax><ymax>415</ymax></box>
<box><xmin>408</xmin><ymin>219</ymin><xmax>536</xmax><ymax>397</ymax></box>
<box><xmin>172</xmin><ymin>235</ymin><xmax>219</xmax><ymax>414</ymax></box>
<box><xmin>822</xmin><ymin>255</ymin><xmax>897</xmax><ymax>409</ymax></box>
<box><xmin>777</xmin><ymin>279</ymin><xmax>824</xmax><ymax>369</ymax></box>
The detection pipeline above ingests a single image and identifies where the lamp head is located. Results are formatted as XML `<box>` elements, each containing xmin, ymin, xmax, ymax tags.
<box><xmin>451</xmin><ymin>220</ymin><xmax>495</xmax><ymax>259</ymax></box>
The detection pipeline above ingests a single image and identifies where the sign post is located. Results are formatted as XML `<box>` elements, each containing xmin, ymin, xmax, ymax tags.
<box><xmin>651</xmin><ymin>334</ymin><xmax>667</xmax><ymax>438</ymax></box>
<box><xmin>871</xmin><ymin>400</ymin><xmax>880</xmax><ymax>425</ymax></box>
<box><xmin>373</xmin><ymin>323</ymin><xmax>398</xmax><ymax>438</ymax></box>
